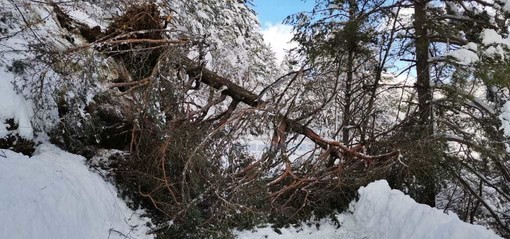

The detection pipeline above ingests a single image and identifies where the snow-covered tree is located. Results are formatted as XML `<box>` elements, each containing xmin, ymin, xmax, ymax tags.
<box><xmin>2</xmin><ymin>0</ymin><xmax>510</xmax><ymax>237</ymax></box>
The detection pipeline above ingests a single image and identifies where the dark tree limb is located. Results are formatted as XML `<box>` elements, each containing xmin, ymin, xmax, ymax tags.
<box><xmin>180</xmin><ymin>57</ymin><xmax>399</xmax><ymax>162</ymax></box>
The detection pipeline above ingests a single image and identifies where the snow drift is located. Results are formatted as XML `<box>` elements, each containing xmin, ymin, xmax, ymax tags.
<box><xmin>236</xmin><ymin>180</ymin><xmax>501</xmax><ymax>239</ymax></box>
<box><xmin>0</xmin><ymin>72</ymin><xmax>34</xmax><ymax>139</ymax></box>
<box><xmin>0</xmin><ymin>148</ymin><xmax>500</xmax><ymax>239</ymax></box>
<box><xmin>0</xmin><ymin>144</ymin><xmax>153</xmax><ymax>239</ymax></box>
<box><xmin>353</xmin><ymin>180</ymin><xmax>500</xmax><ymax>239</ymax></box>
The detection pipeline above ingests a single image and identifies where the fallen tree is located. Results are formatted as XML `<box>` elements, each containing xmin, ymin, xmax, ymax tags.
<box><xmin>50</xmin><ymin>2</ymin><xmax>400</xmax><ymax>237</ymax></box>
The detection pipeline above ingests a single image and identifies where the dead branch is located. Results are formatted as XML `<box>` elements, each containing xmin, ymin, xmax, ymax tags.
<box><xmin>180</xmin><ymin>57</ymin><xmax>400</xmax><ymax>162</ymax></box>
<box><xmin>108</xmin><ymin>77</ymin><xmax>151</xmax><ymax>88</ymax></box>
<box><xmin>63</xmin><ymin>38</ymin><xmax>189</xmax><ymax>54</ymax></box>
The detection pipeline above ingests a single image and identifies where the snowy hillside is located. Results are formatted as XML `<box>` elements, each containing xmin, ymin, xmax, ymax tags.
<box><xmin>0</xmin><ymin>144</ymin><xmax>153</xmax><ymax>239</ymax></box>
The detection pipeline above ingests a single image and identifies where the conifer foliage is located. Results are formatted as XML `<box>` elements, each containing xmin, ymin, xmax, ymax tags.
<box><xmin>1</xmin><ymin>0</ymin><xmax>510</xmax><ymax>237</ymax></box>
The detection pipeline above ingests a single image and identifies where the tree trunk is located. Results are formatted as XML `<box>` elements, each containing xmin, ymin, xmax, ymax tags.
<box><xmin>413</xmin><ymin>0</ymin><xmax>436</xmax><ymax>207</ymax></box>
<box><xmin>414</xmin><ymin>0</ymin><xmax>433</xmax><ymax>136</ymax></box>
<box><xmin>342</xmin><ymin>0</ymin><xmax>357</xmax><ymax>148</ymax></box>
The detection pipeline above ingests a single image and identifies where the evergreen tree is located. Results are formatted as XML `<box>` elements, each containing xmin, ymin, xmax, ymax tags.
<box><xmin>391</xmin><ymin>0</ymin><xmax>510</xmax><ymax>233</ymax></box>
<box><xmin>286</xmin><ymin>0</ymin><xmax>398</xmax><ymax>161</ymax></box>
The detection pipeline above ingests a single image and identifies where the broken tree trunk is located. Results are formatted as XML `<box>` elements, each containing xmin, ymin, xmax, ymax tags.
<box><xmin>182</xmin><ymin>57</ymin><xmax>399</xmax><ymax>162</ymax></box>
<box><xmin>53</xmin><ymin>2</ymin><xmax>397</xmax><ymax>163</ymax></box>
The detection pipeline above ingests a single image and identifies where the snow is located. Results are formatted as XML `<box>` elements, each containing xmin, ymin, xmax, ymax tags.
<box><xmin>484</xmin><ymin>45</ymin><xmax>505</xmax><ymax>60</ymax></box>
<box><xmin>482</xmin><ymin>29</ymin><xmax>510</xmax><ymax>46</ymax></box>
<box><xmin>501</xmin><ymin>0</ymin><xmax>510</xmax><ymax>13</ymax></box>
<box><xmin>0</xmin><ymin>0</ymin><xmax>69</xmax><ymax>138</ymax></box>
<box><xmin>236</xmin><ymin>180</ymin><xmax>501</xmax><ymax>239</ymax></box>
<box><xmin>464</xmin><ymin>42</ymin><xmax>478</xmax><ymax>52</ymax></box>
<box><xmin>235</xmin><ymin>214</ymin><xmax>366</xmax><ymax>239</ymax></box>
<box><xmin>67</xmin><ymin>9</ymin><xmax>102</xmax><ymax>28</ymax></box>
<box><xmin>447</xmin><ymin>43</ymin><xmax>479</xmax><ymax>65</ymax></box>
<box><xmin>499</xmin><ymin>101</ymin><xmax>510</xmax><ymax>137</ymax></box>
<box><xmin>352</xmin><ymin>180</ymin><xmax>500</xmax><ymax>239</ymax></box>
<box><xmin>0</xmin><ymin>70</ymin><xmax>34</xmax><ymax>139</ymax></box>
<box><xmin>446</xmin><ymin>2</ymin><xmax>461</xmax><ymax>15</ymax></box>
<box><xmin>445</xmin><ymin>32</ymin><xmax>510</xmax><ymax>64</ymax></box>
<box><xmin>0</xmin><ymin>144</ymin><xmax>153</xmax><ymax>239</ymax></box>
<box><xmin>0</xmin><ymin>1</ymin><xmax>506</xmax><ymax>238</ymax></box>
<box><xmin>448</xmin><ymin>48</ymin><xmax>479</xmax><ymax>65</ymax></box>
<box><xmin>473</xmin><ymin>29</ymin><xmax>510</xmax><ymax>60</ymax></box>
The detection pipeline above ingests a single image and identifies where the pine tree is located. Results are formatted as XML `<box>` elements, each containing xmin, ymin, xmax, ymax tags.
<box><xmin>288</xmin><ymin>0</ymin><xmax>510</xmax><ymax>234</ymax></box>
<box><xmin>392</xmin><ymin>0</ymin><xmax>510</xmax><ymax>233</ymax></box>
<box><xmin>286</xmin><ymin>0</ymin><xmax>396</xmax><ymax>161</ymax></box>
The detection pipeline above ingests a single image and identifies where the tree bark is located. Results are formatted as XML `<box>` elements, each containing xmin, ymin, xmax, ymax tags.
<box><xmin>181</xmin><ymin>57</ymin><xmax>399</xmax><ymax>162</ymax></box>
<box><xmin>413</xmin><ymin>0</ymin><xmax>436</xmax><ymax>207</ymax></box>
<box><xmin>342</xmin><ymin>0</ymin><xmax>357</xmax><ymax>148</ymax></box>
<box><xmin>414</xmin><ymin>0</ymin><xmax>433</xmax><ymax>137</ymax></box>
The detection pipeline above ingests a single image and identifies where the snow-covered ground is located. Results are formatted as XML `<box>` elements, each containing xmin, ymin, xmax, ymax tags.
<box><xmin>236</xmin><ymin>180</ymin><xmax>502</xmax><ymax>239</ymax></box>
<box><xmin>0</xmin><ymin>144</ymin><xmax>153</xmax><ymax>239</ymax></box>
<box><xmin>1</xmin><ymin>144</ymin><xmax>501</xmax><ymax>239</ymax></box>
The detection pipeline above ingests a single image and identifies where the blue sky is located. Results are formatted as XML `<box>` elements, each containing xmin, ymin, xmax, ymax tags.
<box><xmin>252</xmin><ymin>0</ymin><xmax>314</xmax><ymax>24</ymax></box>
<box><xmin>252</xmin><ymin>0</ymin><xmax>314</xmax><ymax>62</ymax></box>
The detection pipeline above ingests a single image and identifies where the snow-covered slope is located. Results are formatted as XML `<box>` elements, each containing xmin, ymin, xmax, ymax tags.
<box><xmin>0</xmin><ymin>144</ymin><xmax>153</xmax><ymax>239</ymax></box>
<box><xmin>236</xmin><ymin>180</ymin><xmax>501</xmax><ymax>239</ymax></box>
<box><xmin>1</xmin><ymin>154</ymin><xmax>500</xmax><ymax>239</ymax></box>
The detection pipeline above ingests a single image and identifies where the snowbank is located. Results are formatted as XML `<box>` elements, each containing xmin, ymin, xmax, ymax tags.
<box><xmin>237</xmin><ymin>180</ymin><xmax>501</xmax><ymax>239</ymax></box>
<box><xmin>0</xmin><ymin>72</ymin><xmax>34</xmax><ymax>139</ymax></box>
<box><xmin>353</xmin><ymin>180</ymin><xmax>500</xmax><ymax>239</ymax></box>
<box><xmin>0</xmin><ymin>144</ymin><xmax>153</xmax><ymax>239</ymax></box>
<box><xmin>235</xmin><ymin>214</ymin><xmax>366</xmax><ymax>239</ymax></box>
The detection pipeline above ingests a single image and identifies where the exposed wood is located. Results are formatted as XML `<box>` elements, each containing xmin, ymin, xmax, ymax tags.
<box><xmin>63</xmin><ymin>38</ymin><xmax>189</xmax><ymax>54</ymax></box>
<box><xmin>180</xmin><ymin>57</ymin><xmax>399</xmax><ymax>162</ymax></box>
<box><xmin>55</xmin><ymin>0</ymin><xmax>399</xmax><ymax>163</ymax></box>
<box><xmin>182</xmin><ymin>57</ymin><xmax>262</xmax><ymax>107</ymax></box>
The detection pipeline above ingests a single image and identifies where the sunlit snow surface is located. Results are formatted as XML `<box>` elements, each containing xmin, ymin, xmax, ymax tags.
<box><xmin>236</xmin><ymin>180</ymin><xmax>501</xmax><ymax>239</ymax></box>
<box><xmin>0</xmin><ymin>75</ymin><xmax>34</xmax><ymax>139</ymax></box>
<box><xmin>0</xmin><ymin>146</ymin><xmax>501</xmax><ymax>239</ymax></box>
<box><xmin>0</xmin><ymin>144</ymin><xmax>153</xmax><ymax>239</ymax></box>
<box><xmin>500</xmin><ymin>101</ymin><xmax>510</xmax><ymax>137</ymax></box>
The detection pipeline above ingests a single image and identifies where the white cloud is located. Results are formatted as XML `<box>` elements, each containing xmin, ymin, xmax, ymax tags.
<box><xmin>261</xmin><ymin>23</ymin><xmax>298</xmax><ymax>63</ymax></box>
